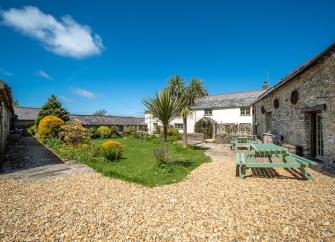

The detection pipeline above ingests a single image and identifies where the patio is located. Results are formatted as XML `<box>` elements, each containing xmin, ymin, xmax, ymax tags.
<box><xmin>0</xmin><ymin>143</ymin><xmax>334</xmax><ymax>241</ymax></box>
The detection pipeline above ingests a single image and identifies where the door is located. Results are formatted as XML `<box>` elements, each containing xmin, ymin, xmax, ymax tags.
<box><xmin>316</xmin><ymin>113</ymin><xmax>324</xmax><ymax>158</ymax></box>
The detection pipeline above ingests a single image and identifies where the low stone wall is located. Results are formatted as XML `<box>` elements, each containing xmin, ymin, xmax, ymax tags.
<box><xmin>187</xmin><ymin>133</ymin><xmax>204</xmax><ymax>143</ymax></box>
<box><xmin>215</xmin><ymin>134</ymin><xmax>234</xmax><ymax>144</ymax></box>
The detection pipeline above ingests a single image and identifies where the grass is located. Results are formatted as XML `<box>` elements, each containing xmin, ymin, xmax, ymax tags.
<box><xmin>86</xmin><ymin>137</ymin><xmax>211</xmax><ymax>187</ymax></box>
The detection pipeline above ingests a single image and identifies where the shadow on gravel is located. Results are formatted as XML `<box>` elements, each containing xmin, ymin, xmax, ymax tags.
<box><xmin>0</xmin><ymin>137</ymin><xmax>63</xmax><ymax>174</ymax></box>
<box><xmin>236</xmin><ymin>167</ymin><xmax>306</xmax><ymax>180</ymax></box>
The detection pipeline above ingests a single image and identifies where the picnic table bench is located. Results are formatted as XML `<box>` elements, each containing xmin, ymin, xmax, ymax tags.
<box><xmin>235</xmin><ymin>143</ymin><xmax>317</xmax><ymax>180</ymax></box>
<box><xmin>230</xmin><ymin>136</ymin><xmax>260</xmax><ymax>150</ymax></box>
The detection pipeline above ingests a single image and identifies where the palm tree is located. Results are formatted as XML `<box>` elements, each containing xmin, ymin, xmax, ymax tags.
<box><xmin>168</xmin><ymin>76</ymin><xmax>208</xmax><ymax>148</ymax></box>
<box><xmin>143</xmin><ymin>89</ymin><xmax>185</xmax><ymax>143</ymax></box>
<box><xmin>181</xmin><ymin>79</ymin><xmax>208</xmax><ymax>147</ymax></box>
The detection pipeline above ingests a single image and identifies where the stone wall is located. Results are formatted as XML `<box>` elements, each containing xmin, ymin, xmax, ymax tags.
<box><xmin>253</xmin><ymin>53</ymin><xmax>335</xmax><ymax>164</ymax></box>
<box><xmin>215</xmin><ymin>123</ymin><xmax>252</xmax><ymax>144</ymax></box>
<box><xmin>0</xmin><ymin>103</ymin><xmax>12</xmax><ymax>152</ymax></box>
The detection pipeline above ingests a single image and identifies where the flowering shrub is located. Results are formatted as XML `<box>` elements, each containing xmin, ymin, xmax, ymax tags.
<box><xmin>38</xmin><ymin>115</ymin><xmax>64</xmax><ymax>142</ymax></box>
<box><xmin>97</xmin><ymin>126</ymin><xmax>111</xmax><ymax>138</ymax></box>
<box><xmin>101</xmin><ymin>140</ymin><xmax>123</xmax><ymax>161</ymax></box>
<box><xmin>26</xmin><ymin>125</ymin><xmax>37</xmax><ymax>136</ymax></box>
<box><xmin>124</xmin><ymin>126</ymin><xmax>137</xmax><ymax>136</ymax></box>
<box><xmin>61</xmin><ymin>119</ymin><xmax>90</xmax><ymax>146</ymax></box>
<box><xmin>110</xmin><ymin>126</ymin><xmax>119</xmax><ymax>136</ymax></box>
<box><xmin>89</xmin><ymin>127</ymin><xmax>100</xmax><ymax>139</ymax></box>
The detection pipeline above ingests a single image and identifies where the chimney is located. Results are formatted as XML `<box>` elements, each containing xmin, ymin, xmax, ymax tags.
<box><xmin>262</xmin><ymin>81</ymin><xmax>269</xmax><ymax>90</ymax></box>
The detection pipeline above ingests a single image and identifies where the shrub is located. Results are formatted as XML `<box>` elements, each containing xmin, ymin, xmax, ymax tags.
<box><xmin>168</xmin><ymin>127</ymin><xmax>179</xmax><ymax>136</ymax></box>
<box><xmin>37</xmin><ymin>115</ymin><xmax>64</xmax><ymax>142</ymax></box>
<box><xmin>153</xmin><ymin>147</ymin><xmax>170</xmax><ymax>165</ymax></box>
<box><xmin>167</xmin><ymin>127</ymin><xmax>181</xmax><ymax>142</ymax></box>
<box><xmin>61</xmin><ymin>119</ymin><xmax>90</xmax><ymax>146</ymax></box>
<box><xmin>110</xmin><ymin>126</ymin><xmax>119</xmax><ymax>136</ymax></box>
<box><xmin>124</xmin><ymin>126</ymin><xmax>137</xmax><ymax>136</ymax></box>
<box><xmin>89</xmin><ymin>127</ymin><xmax>100</xmax><ymax>139</ymax></box>
<box><xmin>101</xmin><ymin>140</ymin><xmax>123</xmax><ymax>161</ymax></box>
<box><xmin>194</xmin><ymin>118</ymin><xmax>214</xmax><ymax>139</ymax></box>
<box><xmin>46</xmin><ymin>137</ymin><xmax>64</xmax><ymax>149</ymax></box>
<box><xmin>26</xmin><ymin>125</ymin><xmax>37</xmax><ymax>136</ymax></box>
<box><xmin>97</xmin><ymin>126</ymin><xmax>111</xmax><ymax>138</ymax></box>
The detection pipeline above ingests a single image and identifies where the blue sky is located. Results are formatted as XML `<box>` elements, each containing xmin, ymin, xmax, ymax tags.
<box><xmin>0</xmin><ymin>0</ymin><xmax>334</xmax><ymax>116</ymax></box>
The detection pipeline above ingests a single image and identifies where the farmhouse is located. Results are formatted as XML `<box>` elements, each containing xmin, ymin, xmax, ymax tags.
<box><xmin>14</xmin><ymin>107</ymin><xmax>147</xmax><ymax>132</ymax></box>
<box><xmin>145</xmin><ymin>84</ymin><xmax>267</xmax><ymax>136</ymax></box>
<box><xmin>253</xmin><ymin>43</ymin><xmax>335</xmax><ymax>165</ymax></box>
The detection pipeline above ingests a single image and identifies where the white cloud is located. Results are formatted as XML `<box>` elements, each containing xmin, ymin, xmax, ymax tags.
<box><xmin>60</xmin><ymin>96</ymin><xmax>72</xmax><ymax>103</ymax></box>
<box><xmin>1</xmin><ymin>6</ymin><xmax>103</xmax><ymax>58</ymax></box>
<box><xmin>72</xmin><ymin>88</ymin><xmax>95</xmax><ymax>99</ymax></box>
<box><xmin>0</xmin><ymin>68</ymin><xmax>13</xmax><ymax>76</ymax></box>
<box><xmin>35</xmin><ymin>70</ymin><xmax>52</xmax><ymax>80</ymax></box>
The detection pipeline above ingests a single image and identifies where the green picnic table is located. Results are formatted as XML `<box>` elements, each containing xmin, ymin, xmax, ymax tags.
<box><xmin>231</xmin><ymin>136</ymin><xmax>261</xmax><ymax>150</ymax></box>
<box><xmin>236</xmin><ymin>143</ymin><xmax>317</xmax><ymax>180</ymax></box>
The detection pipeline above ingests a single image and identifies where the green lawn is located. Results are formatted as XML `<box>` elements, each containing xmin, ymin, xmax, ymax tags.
<box><xmin>87</xmin><ymin>137</ymin><xmax>210</xmax><ymax>187</ymax></box>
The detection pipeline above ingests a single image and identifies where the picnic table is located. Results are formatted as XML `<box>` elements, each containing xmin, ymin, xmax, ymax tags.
<box><xmin>235</xmin><ymin>143</ymin><xmax>317</xmax><ymax>180</ymax></box>
<box><xmin>230</xmin><ymin>136</ymin><xmax>260</xmax><ymax>150</ymax></box>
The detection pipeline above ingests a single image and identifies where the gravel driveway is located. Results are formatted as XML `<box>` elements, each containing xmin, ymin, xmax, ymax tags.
<box><xmin>1</xmin><ymin>143</ymin><xmax>334</xmax><ymax>241</ymax></box>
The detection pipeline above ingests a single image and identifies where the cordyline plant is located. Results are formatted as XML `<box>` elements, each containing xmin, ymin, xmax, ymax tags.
<box><xmin>61</xmin><ymin>119</ymin><xmax>90</xmax><ymax>146</ymax></box>
<box><xmin>168</xmin><ymin>75</ymin><xmax>208</xmax><ymax>148</ymax></box>
<box><xmin>143</xmin><ymin>89</ymin><xmax>185</xmax><ymax>163</ymax></box>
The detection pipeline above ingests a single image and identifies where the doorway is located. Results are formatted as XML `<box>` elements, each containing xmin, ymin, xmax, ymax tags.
<box><xmin>316</xmin><ymin>113</ymin><xmax>324</xmax><ymax>158</ymax></box>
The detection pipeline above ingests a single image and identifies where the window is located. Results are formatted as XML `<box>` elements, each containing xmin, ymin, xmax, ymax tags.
<box><xmin>204</xmin><ymin>109</ymin><xmax>212</xmax><ymax>116</ymax></box>
<box><xmin>240</xmin><ymin>107</ymin><xmax>251</xmax><ymax>116</ymax></box>
<box><xmin>174</xmin><ymin>123</ymin><xmax>183</xmax><ymax>129</ymax></box>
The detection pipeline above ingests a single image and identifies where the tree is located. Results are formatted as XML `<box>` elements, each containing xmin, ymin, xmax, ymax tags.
<box><xmin>93</xmin><ymin>109</ymin><xmax>107</xmax><ymax>116</ymax></box>
<box><xmin>143</xmin><ymin>89</ymin><xmax>185</xmax><ymax>143</ymax></box>
<box><xmin>168</xmin><ymin>76</ymin><xmax>208</xmax><ymax>148</ymax></box>
<box><xmin>36</xmin><ymin>95</ymin><xmax>70</xmax><ymax>126</ymax></box>
<box><xmin>13</xmin><ymin>100</ymin><xmax>19</xmax><ymax>107</ymax></box>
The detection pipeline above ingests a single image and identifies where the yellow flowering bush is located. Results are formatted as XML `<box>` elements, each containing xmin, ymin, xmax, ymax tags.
<box><xmin>37</xmin><ymin>115</ymin><xmax>64</xmax><ymax>142</ymax></box>
<box><xmin>101</xmin><ymin>140</ymin><xmax>123</xmax><ymax>161</ymax></box>
<box><xmin>97</xmin><ymin>125</ymin><xmax>111</xmax><ymax>138</ymax></box>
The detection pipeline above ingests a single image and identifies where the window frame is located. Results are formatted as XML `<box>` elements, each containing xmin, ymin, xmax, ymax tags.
<box><xmin>174</xmin><ymin>123</ymin><xmax>184</xmax><ymax>130</ymax></box>
<box><xmin>204</xmin><ymin>109</ymin><xmax>213</xmax><ymax>116</ymax></box>
<box><xmin>240</xmin><ymin>107</ymin><xmax>251</xmax><ymax>116</ymax></box>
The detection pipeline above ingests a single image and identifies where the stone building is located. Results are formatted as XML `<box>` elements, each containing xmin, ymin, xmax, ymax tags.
<box><xmin>253</xmin><ymin>43</ymin><xmax>335</xmax><ymax>165</ymax></box>
<box><xmin>0</xmin><ymin>81</ymin><xmax>15</xmax><ymax>152</ymax></box>
<box><xmin>14</xmin><ymin>107</ymin><xmax>147</xmax><ymax>132</ymax></box>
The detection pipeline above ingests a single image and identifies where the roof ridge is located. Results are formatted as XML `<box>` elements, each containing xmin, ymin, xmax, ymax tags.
<box><xmin>205</xmin><ymin>89</ymin><xmax>263</xmax><ymax>97</ymax></box>
<box><xmin>15</xmin><ymin>106</ymin><xmax>41</xmax><ymax>109</ymax></box>
<box><xmin>70</xmin><ymin>114</ymin><xmax>144</xmax><ymax>119</ymax></box>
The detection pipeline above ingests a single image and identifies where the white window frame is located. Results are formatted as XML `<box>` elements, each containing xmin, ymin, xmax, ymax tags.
<box><xmin>174</xmin><ymin>123</ymin><xmax>183</xmax><ymax>130</ymax></box>
<box><xmin>240</xmin><ymin>107</ymin><xmax>251</xmax><ymax>116</ymax></box>
<box><xmin>204</xmin><ymin>109</ymin><xmax>212</xmax><ymax>116</ymax></box>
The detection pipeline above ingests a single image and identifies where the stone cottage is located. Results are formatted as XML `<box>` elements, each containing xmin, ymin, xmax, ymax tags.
<box><xmin>14</xmin><ymin>107</ymin><xmax>147</xmax><ymax>132</ymax></box>
<box><xmin>253</xmin><ymin>43</ymin><xmax>335</xmax><ymax>165</ymax></box>
<box><xmin>0</xmin><ymin>81</ymin><xmax>15</xmax><ymax>152</ymax></box>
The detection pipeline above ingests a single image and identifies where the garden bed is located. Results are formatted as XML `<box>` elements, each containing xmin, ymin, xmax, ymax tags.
<box><xmin>49</xmin><ymin>137</ymin><xmax>210</xmax><ymax>187</ymax></box>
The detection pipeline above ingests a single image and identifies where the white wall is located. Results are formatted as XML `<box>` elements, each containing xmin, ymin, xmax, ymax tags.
<box><xmin>145</xmin><ymin>107</ymin><xmax>253</xmax><ymax>134</ymax></box>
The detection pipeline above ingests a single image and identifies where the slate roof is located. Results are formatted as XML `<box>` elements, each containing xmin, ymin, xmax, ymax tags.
<box><xmin>194</xmin><ymin>90</ymin><xmax>264</xmax><ymax>109</ymax></box>
<box><xmin>14</xmin><ymin>107</ymin><xmax>145</xmax><ymax>126</ymax></box>
<box><xmin>254</xmin><ymin>42</ymin><xmax>335</xmax><ymax>104</ymax></box>
<box><xmin>70</xmin><ymin>114</ymin><xmax>145</xmax><ymax>126</ymax></box>
<box><xmin>15</xmin><ymin>107</ymin><xmax>40</xmax><ymax>120</ymax></box>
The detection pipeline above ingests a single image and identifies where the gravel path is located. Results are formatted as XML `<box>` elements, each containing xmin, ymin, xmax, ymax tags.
<box><xmin>1</xmin><ymin>143</ymin><xmax>334</xmax><ymax>241</ymax></box>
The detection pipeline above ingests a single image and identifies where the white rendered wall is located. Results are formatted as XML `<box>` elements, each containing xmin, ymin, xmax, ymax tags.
<box><xmin>145</xmin><ymin>107</ymin><xmax>253</xmax><ymax>134</ymax></box>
